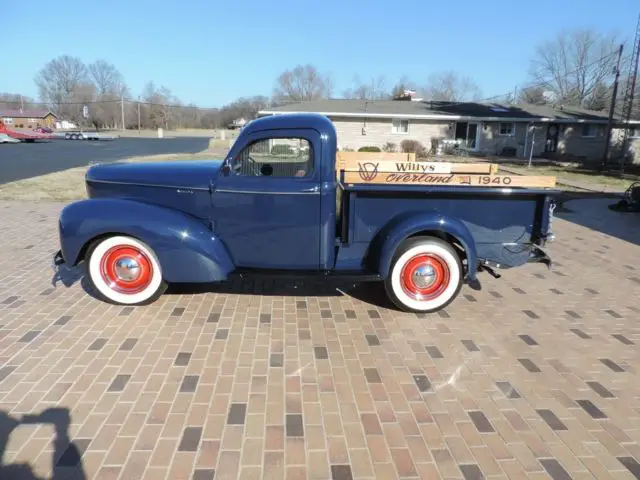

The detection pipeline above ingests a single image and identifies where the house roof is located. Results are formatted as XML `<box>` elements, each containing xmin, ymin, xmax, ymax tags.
<box><xmin>259</xmin><ymin>99</ymin><xmax>638</xmax><ymax>124</ymax></box>
<box><xmin>0</xmin><ymin>109</ymin><xmax>57</xmax><ymax>119</ymax></box>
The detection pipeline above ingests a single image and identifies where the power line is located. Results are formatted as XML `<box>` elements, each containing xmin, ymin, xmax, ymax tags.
<box><xmin>477</xmin><ymin>49</ymin><xmax>625</xmax><ymax>103</ymax></box>
<box><xmin>0</xmin><ymin>98</ymin><xmax>222</xmax><ymax>110</ymax></box>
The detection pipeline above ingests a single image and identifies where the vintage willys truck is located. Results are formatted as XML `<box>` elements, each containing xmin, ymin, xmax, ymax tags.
<box><xmin>54</xmin><ymin>113</ymin><xmax>558</xmax><ymax>313</ymax></box>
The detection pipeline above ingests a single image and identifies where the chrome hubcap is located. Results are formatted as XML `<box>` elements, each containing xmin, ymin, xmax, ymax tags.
<box><xmin>114</xmin><ymin>257</ymin><xmax>141</xmax><ymax>281</ymax></box>
<box><xmin>412</xmin><ymin>264</ymin><xmax>436</xmax><ymax>289</ymax></box>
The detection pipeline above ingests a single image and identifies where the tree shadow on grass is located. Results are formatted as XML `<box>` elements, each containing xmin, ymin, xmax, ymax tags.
<box><xmin>0</xmin><ymin>407</ymin><xmax>87</xmax><ymax>480</ymax></box>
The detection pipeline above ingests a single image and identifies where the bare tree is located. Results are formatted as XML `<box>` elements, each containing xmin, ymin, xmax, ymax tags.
<box><xmin>34</xmin><ymin>55</ymin><xmax>89</xmax><ymax>111</ymax></box>
<box><xmin>583</xmin><ymin>82</ymin><xmax>609</xmax><ymax>111</ymax></box>
<box><xmin>423</xmin><ymin>71</ymin><xmax>482</xmax><ymax>102</ymax></box>
<box><xmin>272</xmin><ymin>64</ymin><xmax>333</xmax><ymax>103</ymax></box>
<box><xmin>528</xmin><ymin>28</ymin><xmax>620</xmax><ymax>107</ymax></box>
<box><xmin>216</xmin><ymin>96</ymin><xmax>270</xmax><ymax>126</ymax></box>
<box><xmin>88</xmin><ymin>60</ymin><xmax>126</xmax><ymax>95</ymax></box>
<box><xmin>343</xmin><ymin>75</ymin><xmax>389</xmax><ymax>100</ymax></box>
<box><xmin>389</xmin><ymin>76</ymin><xmax>421</xmax><ymax>99</ymax></box>
<box><xmin>0</xmin><ymin>93</ymin><xmax>37</xmax><ymax>111</ymax></box>
<box><xmin>138</xmin><ymin>82</ymin><xmax>181</xmax><ymax>129</ymax></box>
<box><xmin>517</xmin><ymin>86</ymin><xmax>550</xmax><ymax>105</ymax></box>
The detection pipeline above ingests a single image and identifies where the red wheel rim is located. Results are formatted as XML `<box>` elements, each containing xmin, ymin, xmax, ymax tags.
<box><xmin>100</xmin><ymin>245</ymin><xmax>153</xmax><ymax>294</ymax></box>
<box><xmin>400</xmin><ymin>253</ymin><xmax>450</xmax><ymax>301</ymax></box>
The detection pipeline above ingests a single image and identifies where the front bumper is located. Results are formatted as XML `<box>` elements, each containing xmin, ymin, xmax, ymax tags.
<box><xmin>52</xmin><ymin>249</ymin><xmax>65</xmax><ymax>268</ymax></box>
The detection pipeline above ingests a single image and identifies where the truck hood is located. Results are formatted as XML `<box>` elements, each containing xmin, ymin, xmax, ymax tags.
<box><xmin>86</xmin><ymin>160</ymin><xmax>224</xmax><ymax>190</ymax></box>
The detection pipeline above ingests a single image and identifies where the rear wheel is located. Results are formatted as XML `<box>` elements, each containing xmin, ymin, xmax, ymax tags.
<box><xmin>385</xmin><ymin>236</ymin><xmax>462</xmax><ymax>313</ymax></box>
<box><xmin>85</xmin><ymin>235</ymin><xmax>167</xmax><ymax>305</ymax></box>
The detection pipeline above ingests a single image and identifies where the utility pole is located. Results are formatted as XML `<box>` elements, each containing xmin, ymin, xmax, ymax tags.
<box><xmin>121</xmin><ymin>96</ymin><xmax>125</xmax><ymax>130</ymax></box>
<box><xmin>619</xmin><ymin>13</ymin><xmax>640</xmax><ymax>175</ymax></box>
<box><xmin>137</xmin><ymin>98</ymin><xmax>141</xmax><ymax>133</ymax></box>
<box><xmin>602</xmin><ymin>44</ymin><xmax>624</xmax><ymax>168</ymax></box>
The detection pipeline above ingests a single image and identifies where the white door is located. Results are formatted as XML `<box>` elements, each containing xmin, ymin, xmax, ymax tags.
<box><xmin>466</xmin><ymin>123</ymin><xmax>480</xmax><ymax>150</ymax></box>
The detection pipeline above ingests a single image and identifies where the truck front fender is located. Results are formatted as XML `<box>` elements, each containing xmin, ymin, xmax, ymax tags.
<box><xmin>371</xmin><ymin>211</ymin><xmax>478</xmax><ymax>281</ymax></box>
<box><xmin>58</xmin><ymin>198</ymin><xmax>234</xmax><ymax>283</ymax></box>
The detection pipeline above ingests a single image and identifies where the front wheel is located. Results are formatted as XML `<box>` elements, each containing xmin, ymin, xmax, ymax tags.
<box><xmin>85</xmin><ymin>235</ymin><xmax>167</xmax><ymax>305</ymax></box>
<box><xmin>385</xmin><ymin>237</ymin><xmax>463</xmax><ymax>313</ymax></box>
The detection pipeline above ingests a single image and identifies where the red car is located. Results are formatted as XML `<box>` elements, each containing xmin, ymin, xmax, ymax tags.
<box><xmin>0</xmin><ymin>121</ymin><xmax>55</xmax><ymax>142</ymax></box>
<box><xmin>35</xmin><ymin>127</ymin><xmax>53</xmax><ymax>134</ymax></box>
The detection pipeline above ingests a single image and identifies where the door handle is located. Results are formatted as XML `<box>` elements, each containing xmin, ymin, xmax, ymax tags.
<box><xmin>301</xmin><ymin>186</ymin><xmax>320</xmax><ymax>193</ymax></box>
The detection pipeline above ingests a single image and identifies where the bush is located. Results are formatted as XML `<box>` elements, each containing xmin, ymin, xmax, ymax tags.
<box><xmin>358</xmin><ymin>146</ymin><xmax>381</xmax><ymax>152</ymax></box>
<box><xmin>382</xmin><ymin>142</ymin><xmax>397</xmax><ymax>153</ymax></box>
<box><xmin>271</xmin><ymin>144</ymin><xmax>294</xmax><ymax>155</ymax></box>
<box><xmin>400</xmin><ymin>139</ymin><xmax>427</xmax><ymax>158</ymax></box>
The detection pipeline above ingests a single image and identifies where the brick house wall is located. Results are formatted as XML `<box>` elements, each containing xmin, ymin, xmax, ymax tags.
<box><xmin>0</xmin><ymin>113</ymin><xmax>57</xmax><ymax>129</ymax></box>
<box><xmin>556</xmin><ymin>124</ymin><xmax>607</xmax><ymax>161</ymax></box>
<box><xmin>330</xmin><ymin>116</ymin><xmax>449</xmax><ymax>152</ymax></box>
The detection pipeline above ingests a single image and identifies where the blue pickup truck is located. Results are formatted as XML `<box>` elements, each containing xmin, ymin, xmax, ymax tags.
<box><xmin>54</xmin><ymin>113</ymin><xmax>557</xmax><ymax>313</ymax></box>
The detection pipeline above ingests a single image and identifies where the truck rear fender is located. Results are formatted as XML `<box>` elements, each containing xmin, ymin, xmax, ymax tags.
<box><xmin>371</xmin><ymin>212</ymin><xmax>478</xmax><ymax>281</ymax></box>
<box><xmin>58</xmin><ymin>198</ymin><xmax>235</xmax><ymax>283</ymax></box>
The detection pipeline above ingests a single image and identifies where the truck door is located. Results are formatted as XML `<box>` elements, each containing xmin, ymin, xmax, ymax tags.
<box><xmin>211</xmin><ymin>128</ymin><xmax>322</xmax><ymax>270</ymax></box>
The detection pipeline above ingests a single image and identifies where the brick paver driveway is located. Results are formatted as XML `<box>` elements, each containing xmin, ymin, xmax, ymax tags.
<box><xmin>0</xmin><ymin>198</ymin><xmax>639</xmax><ymax>480</ymax></box>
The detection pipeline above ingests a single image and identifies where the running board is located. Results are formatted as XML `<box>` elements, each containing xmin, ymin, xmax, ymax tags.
<box><xmin>229</xmin><ymin>269</ymin><xmax>383</xmax><ymax>283</ymax></box>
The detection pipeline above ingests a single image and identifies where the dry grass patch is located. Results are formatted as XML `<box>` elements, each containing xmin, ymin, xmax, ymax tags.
<box><xmin>0</xmin><ymin>152</ymin><xmax>220</xmax><ymax>202</ymax></box>
<box><xmin>436</xmin><ymin>154</ymin><xmax>638</xmax><ymax>191</ymax></box>
<box><xmin>496</xmin><ymin>163</ymin><xmax>638</xmax><ymax>191</ymax></box>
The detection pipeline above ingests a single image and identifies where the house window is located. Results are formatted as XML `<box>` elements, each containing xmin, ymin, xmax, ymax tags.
<box><xmin>630</xmin><ymin>127</ymin><xmax>640</xmax><ymax>138</ymax></box>
<box><xmin>392</xmin><ymin>119</ymin><xmax>409</xmax><ymax>134</ymax></box>
<box><xmin>232</xmin><ymin>137</ymin><xmax>312</xmax><ymax>177</ymax></box>
<box><xmin>498</xmin><ymin>122</ymin><xmax>515</xmax><ymax>136</ymax></box>
<box><xmin>581</xmin><ymin>124</ymin><xmax>596</xmax><ymax>137</ymax></box>
<box><xmin>2</xmin><ymin>118</ymin><xmax>13</xmax><ymax>125</ymax></box>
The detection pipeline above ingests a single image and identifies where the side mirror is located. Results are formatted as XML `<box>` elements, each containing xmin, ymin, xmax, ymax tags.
<box><xmin>221</xmin><ymin>159</ymin><xmax>231</xmax><ymax>176</ymax></box>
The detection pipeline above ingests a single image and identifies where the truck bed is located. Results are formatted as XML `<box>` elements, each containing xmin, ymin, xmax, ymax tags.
<box><xmin>334</xmin><ymin>180</ymin><xmax>557</xmax><ymax>272</ymax></box>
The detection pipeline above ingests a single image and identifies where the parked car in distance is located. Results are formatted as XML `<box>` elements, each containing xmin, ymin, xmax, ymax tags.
<box><xmin>34</xmin><ymin>127</ymin><xmax>53</xmax><ymax>134</ymax></box>
<box><xmin>53</xmin><ymin>113</ymin><xmax>559</xmax><ymax>313</ymax></box>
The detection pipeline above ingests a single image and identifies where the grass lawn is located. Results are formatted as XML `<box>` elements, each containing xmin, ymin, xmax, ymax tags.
<box><xmin>434</xmin><ymin>154</ymin><xmax>639</xmax><ymax>191</ymax></box>
<box><xmin>0</xmin><ymin>153</ymin><xmax>218</xmax><ymax>202</ymax></box>
<box><xmin>495</xmin><ymin>162</ymin><xmax>639</xmax><ymax>191</ymax></box>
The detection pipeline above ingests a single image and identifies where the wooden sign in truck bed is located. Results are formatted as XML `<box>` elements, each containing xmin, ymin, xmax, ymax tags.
<box><xmin>336</xmin><ymin>151</ymin><xmax>556</xmax><ymax>189</ymax></box>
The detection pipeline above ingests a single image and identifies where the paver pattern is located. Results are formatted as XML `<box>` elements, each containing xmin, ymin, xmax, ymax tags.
<box><xmin>0</xmin><ymin>197</ymin><xmax>639</xmax><ymax>480</ymax></box>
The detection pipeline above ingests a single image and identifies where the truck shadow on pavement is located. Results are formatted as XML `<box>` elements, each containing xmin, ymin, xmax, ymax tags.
<box><xmin>0</xmin><ymin>408</ymin><xmax>87</xmax><ymax>480</ymax></box>
<box><xmin>557</xmin><ymin>198</ymin><xmax>640</xmax><ymax>247</ymax></box>
<box><xmin>166</xmin><ymin>278</ymin><xmax>397</xmax><ymax>309</ymax></box>
<box><xmin>51</xmin><ymin>264</ymin><xmax>396</xmax><ymax>310</ymax></box>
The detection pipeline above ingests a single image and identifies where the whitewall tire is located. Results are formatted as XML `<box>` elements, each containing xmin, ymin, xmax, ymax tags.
<box><xmin>385</xmin><ymin>237</ymin><xmax>463</xmax><ymax>313</ymax></box>
<box><xmin>85</xmin><ymin>235</ymin><xmax>166</xmax><ymax>305</ymax></box>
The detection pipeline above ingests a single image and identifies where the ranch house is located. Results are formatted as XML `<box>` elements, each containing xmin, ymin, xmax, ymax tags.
<box><xmin>0</xmin><ymin>109</ymin><xmax>58</xmax><ymax>129</ymax></box>
<box><xmin>259</xmin><ymin>99</ymin><xmax>640</xmax><ymax>164</ymax></box>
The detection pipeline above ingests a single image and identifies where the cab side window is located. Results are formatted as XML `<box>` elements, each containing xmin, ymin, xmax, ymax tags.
<box><xmin>233</xmin><ymin>138</ymin><xmax>312</xmax><ymax>177</ymax></box>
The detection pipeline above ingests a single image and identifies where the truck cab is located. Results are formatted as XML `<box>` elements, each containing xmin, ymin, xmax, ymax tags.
<box><xmin>54</xmin><ymin>113</ymin><xmax>557</xmax><ymax>313</ymax></box>
<box><xmin>211</xmin><ymin>113</ymin><xmax>339</xmax><ymax>271</ymax></box>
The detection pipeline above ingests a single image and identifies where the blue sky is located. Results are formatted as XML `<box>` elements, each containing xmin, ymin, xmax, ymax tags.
<box><xmin>2</xmin><ymin>0</ymin><xmax>638</xmax><ymax>107</ymax></box>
